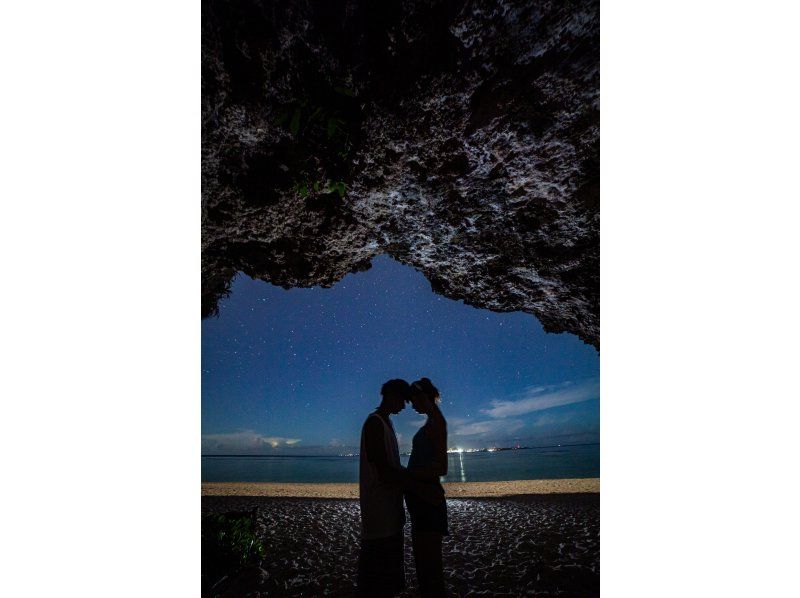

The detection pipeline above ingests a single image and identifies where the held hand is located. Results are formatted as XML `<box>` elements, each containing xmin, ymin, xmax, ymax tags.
<box><xmin>411</xmin><ymin>480</ymin><xmax>445</xmax><ymax>506</ymax></box>
<box><xmin>421</xmin><ymin>485</ymin><xmax>445</xmax><ymax>506</ymax></box>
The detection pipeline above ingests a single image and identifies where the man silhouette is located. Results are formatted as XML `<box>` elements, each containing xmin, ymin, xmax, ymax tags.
<box><xmin>356</xmin><ymin>379</ymin><xmax>411</xmax><ymax>597</ymax></box>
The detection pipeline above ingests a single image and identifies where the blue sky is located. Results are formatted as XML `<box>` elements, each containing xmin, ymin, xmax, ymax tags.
<box><xmin>202</xmin><ymin>255</ymin><xmax>599</xmax><ymax>454</ymax></box>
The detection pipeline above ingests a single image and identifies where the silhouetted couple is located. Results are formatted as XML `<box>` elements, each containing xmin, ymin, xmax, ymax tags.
<box><xmin>356</xmin><ymin>378</ymin><xmax>448</xmax><ymax>598</ymax></box>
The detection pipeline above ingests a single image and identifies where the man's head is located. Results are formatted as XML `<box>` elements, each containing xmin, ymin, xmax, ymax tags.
<box><xmin>380</xmin><ymin>379</ymin><xmax>411</xmax><ymax>414</ymax></box>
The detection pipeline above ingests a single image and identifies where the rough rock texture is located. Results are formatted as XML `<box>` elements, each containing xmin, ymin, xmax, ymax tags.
<box><xmin>202</xmin><ymin>0</ymin><xmax>599</xmax><ymax>347</ymax></box>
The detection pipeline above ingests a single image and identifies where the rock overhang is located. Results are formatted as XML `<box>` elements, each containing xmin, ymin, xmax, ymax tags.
<box><xmin>202</xmin><ymin>0</ymin><xmax>599</xmax><ymax>348</ymax></box>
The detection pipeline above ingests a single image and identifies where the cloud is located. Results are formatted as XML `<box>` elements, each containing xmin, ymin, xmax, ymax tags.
<box><xmin>531</xmin><ymin>412</ymin><xmax>574</xmax><ymax>428</ymax></box>
<box><xmin>202</xmin><ymin>430</ymin><xmax>301</xmax><ymax>454</ymax></box>
<box><xmin>481</xmin><ymin>379</ymin><xmax>599</xmax><ymax>419</ymax></box>
<box><xmin>452</xmin><ymin>418</ymin><xmax>524</xmax><ymax>436</ymax></box>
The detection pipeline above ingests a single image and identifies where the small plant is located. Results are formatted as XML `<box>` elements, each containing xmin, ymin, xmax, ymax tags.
<box><xmin>274</xmin><ymin>79</ymin><xmax>357</xmax><ymax>203</ymax></box>
<box><xmin>294</xmin><ymin>179</ymin><xmax>346</xmax><ymax>199</ymax></box>
<box><xmin>202</xmin><ymin>511</ymin><xmax>266</xmax><ymax>585</ymax></box>
<box><xmin>330</xmin><ymin>180</ymin><xmax>346</xmax><ymax>198</ymax></box>
<box><xmin>294</xmin><ymin>182</ymin><xmax>309</xmax><ymax>198</ymax></box>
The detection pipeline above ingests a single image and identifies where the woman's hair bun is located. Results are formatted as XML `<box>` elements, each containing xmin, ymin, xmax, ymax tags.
<box><xmin>415</xmin><ymin>377</ymin><xmax>440</xmax><ymax>404</ymax></box>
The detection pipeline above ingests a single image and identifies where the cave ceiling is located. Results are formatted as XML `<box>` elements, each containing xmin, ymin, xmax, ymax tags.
<box><xmin>202</xmin><ymin>0</ymin><xmax>599</xmax><ymax>348</ymax></box>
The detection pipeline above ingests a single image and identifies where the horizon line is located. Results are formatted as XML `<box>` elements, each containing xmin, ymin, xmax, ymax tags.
<box><xmin>201</xmin><ymin>441</ymin><xmax>600</xmax><ymax>458</ymax></box>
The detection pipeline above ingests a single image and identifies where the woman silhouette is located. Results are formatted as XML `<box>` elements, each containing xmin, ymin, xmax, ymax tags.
<box><xmin>404</xmin><ymin>378</ymin><xmax>448</xmax><ymax>597</ymax></box>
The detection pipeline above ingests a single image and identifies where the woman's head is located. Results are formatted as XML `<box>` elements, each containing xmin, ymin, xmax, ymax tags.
<box><xmin>409</xmin><ymin>377</ymin><xmax>440</xmax><ymax>415</ymax></box>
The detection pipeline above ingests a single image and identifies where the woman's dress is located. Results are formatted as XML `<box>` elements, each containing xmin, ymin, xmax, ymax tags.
<box><xmin>405</xmin><ymin>421</ymin><xmax>449</xmax><ymax>535</ymax></box>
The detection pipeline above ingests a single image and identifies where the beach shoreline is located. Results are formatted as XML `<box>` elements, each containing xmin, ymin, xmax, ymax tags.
<box><xmin>202</xmin><ymin>477</ymin><xmax>599</xmax><ymax>498</ymax></box>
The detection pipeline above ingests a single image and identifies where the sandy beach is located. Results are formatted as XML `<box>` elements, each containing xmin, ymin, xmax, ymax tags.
<box><xmin>202</xmin><ymin>477</ymin><xmax>599</xmax><ymax>498</ymax></box>
<box><xmin>202</xmin><ymin>479</ymin><xmax>599</xmax><ymax>597</ymax></box>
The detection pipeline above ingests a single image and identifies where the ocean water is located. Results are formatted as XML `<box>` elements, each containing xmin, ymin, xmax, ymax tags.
<box><xmin>202</xmin><ymin>443</ymin><xmax>599</xmax><ymax>483</ymax></box>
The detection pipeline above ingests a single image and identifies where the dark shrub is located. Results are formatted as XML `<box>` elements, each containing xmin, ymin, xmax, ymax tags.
<box><xmin>202</xmin><ymin>510</ymin><xmax>266</xmax><ymax>594</ymax></box>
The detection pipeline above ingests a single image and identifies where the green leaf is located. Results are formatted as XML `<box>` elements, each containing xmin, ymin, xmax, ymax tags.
<box><xmin>326</xmin><ymin>118</ymin><xmax>338</xmax><ymax>138</ymax></box>
<box><xmin>308</xmin><ymin>107</ymin><xmax>324</xmax><ymax>122</ymax></box>
<box><xmin>333</xmin><ymin>85</ymin><xmax>355</xmax><ymax>97</ymax></box>
<box><xmin>289</xmin><ymin>108</ymin><xmax>302</xmax><ymax>135</ymax></box>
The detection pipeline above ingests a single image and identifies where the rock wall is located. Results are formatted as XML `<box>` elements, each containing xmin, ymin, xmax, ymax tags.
<box><xmin>202</xmin><ymin>0</ymin><xmax>599</xmax><ymax>347</ymax></box>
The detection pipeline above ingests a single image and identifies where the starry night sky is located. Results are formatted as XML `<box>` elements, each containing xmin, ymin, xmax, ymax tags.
<box><xmin>202</xmin><ymin>255</ymin><xmax>599</xmax><ymax>454</ymax></box>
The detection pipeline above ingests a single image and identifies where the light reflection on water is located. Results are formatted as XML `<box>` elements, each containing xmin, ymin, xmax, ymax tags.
<box><xmin>457</xmin><ymin>451</ymin><xmax>466</xmax><ymax>482</ymax></box>
<box><xmin>440</xmin><ymin>444</ymin><xmax>599</xmax><ymax>482</ymax></box>
<box><xmin>202</xmin><ymin>444</ymin><xmax>599</xmax><ymax>483</ymax></box>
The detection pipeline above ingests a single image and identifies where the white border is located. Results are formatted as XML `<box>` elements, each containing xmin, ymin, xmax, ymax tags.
<box><xmin>603</xmin><ymin>1</ymin><xmax>800</xmax><ymax>595</ymax></box>
<box><xmin>1</xmin><ymin>2</ymin><xmax>199</xmax><ymax>595</ymax></box>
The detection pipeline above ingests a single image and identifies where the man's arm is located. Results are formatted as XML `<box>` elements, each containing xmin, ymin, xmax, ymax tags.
<box><xmin>364</xmin><ymin>417</ymin><xmax>403</xmax><ymax>485</ymax></box>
